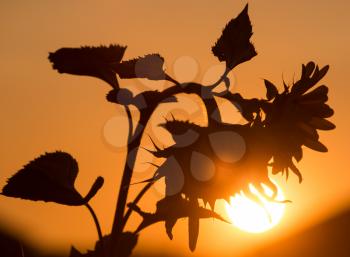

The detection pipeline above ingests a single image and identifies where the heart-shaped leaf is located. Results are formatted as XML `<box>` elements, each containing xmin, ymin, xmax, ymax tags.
<box><xmin>212</xmin><ymin>4</ymin><xmax>257</xmax><ymax>70</ymax></box>
<box><xmin>1</xmin><ymin>151</ymin><xmax>104</xmax><ymax>206</ymax></box>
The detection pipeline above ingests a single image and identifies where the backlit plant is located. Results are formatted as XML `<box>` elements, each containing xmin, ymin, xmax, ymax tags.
<box><xmin>1</xmin><ymin>4</ymin><xmax>335</xmax><ymax>257</ymax></box>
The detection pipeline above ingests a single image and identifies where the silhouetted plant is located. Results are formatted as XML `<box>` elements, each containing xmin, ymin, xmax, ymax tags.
<box><xmin>1</xmin><ymin>4</ymin><xmax>335</xmax><ymax>257</ymax></box>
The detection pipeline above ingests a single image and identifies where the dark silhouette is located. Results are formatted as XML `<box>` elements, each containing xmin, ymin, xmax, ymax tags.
<box><xmin>48</xmin><ymin>45</ymin><xmax>126</xmax><ymax>88</ymax></box>
<box><xmin>212</xmin><ymin>4</ymin><xmax>257</xmax><ymax>70</ymax></box>
<box><xmin>2</xmin><ymin>152</ymin><xmax>104</xmax><ymax>206</ymax></box>
<box><xmin>1</xmin><ymin>3</ymin><xmax>335</xmax><ymax>257</ymax></box>
<box><xmin>128</xmin><ymin>194</ymin><xmax>229</xmax><ymax>251</ymax></box>
<box><xmin>1</xmin><ymin>152</ymin><xmax>105</xmax><ymax>246</ymax></box>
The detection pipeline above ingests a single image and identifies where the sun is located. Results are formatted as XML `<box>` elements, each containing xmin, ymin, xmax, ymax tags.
<box><xmin>225</xmin><ymin>181</ymin><xmax>286</xmax><ymax>233</ymax></box>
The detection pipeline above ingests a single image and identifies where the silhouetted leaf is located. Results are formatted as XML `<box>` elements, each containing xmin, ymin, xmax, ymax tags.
<box><xmin>159</xmin><ymin>119</ymin><xmax>202</xmax><ymax>135</ymax></box>
<box><xmin>291</xmin><ymin>62</ymin><xmax>330</xmax><ymax>96</ymax></box>
<box><xmin>297</xmin><ymin>122</ymin><xmax>319</xmax><ymax>140</ymax></box>
<box><xmin>188</xmin><ymin>199</ymin><xmax>200</xmax><ymax>252</ymax></box>
<box><xmin>304</xmin><ymin>138</ymin><xmax>328</xmax><ymax>153</ymax></box>
<box><xmin>308</xmin><ymin>117</ymin><xmax>336</xmax><ymax>130</ymax></box>
<box><xmin>128</xmin><ymin>195</ymin><xmax>228</xmax><ymax>251</ymax></box>
<box><xmin>293</xmin><ymin>147</ymin><xmax>303</xmax><ymax>162</ymax></box>
<box><xmin>304</xmin><ymin>62</ymin><xmax>316</xmax><ymax>78</ymax></box>
<box><xmin>116</xmin><ymin>54</ymin><xmax>169</xmax><ymax>81</ymax></box>
<box><xmin>1</xmin><ymin>152</ymin><xmax>104</xmax><ymax>206</ymax></box>
<box><xmin>264</xmin><ymin>79</ymin><xmax>279</xmax><ymax>101</ymax></box>
<box><xmin>48</xmin><ymin>44</ymin><xmax>126</xmax><ymax>88</ymax></box>
<box><xmin>289</xmin><ymin>162</ymin><xmax>303</xmax><ymax>183</ymax></box>
<box><xmin>212</xmin><ymin>4</ymin><xmax>257</xmax><ymax>70</ymax></box>
<box><xmin>299</xmin><ymin>85</ymin><xmax>328</xmax><ymax>103</ymax></box>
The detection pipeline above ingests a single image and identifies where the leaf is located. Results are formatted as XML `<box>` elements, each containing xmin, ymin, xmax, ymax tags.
<box><xmin>1</xmin><ymin>151</ymin><xmax>104</xmax><ymax>206</ymax></box>
<box><xmin>291</xmin><ymin>63</ymin><xmax>330</xmax><ymax>96</ymax></box>
<box><xmin>308</xmin><ymin>117</ymin><xmax>336</xmax><ymax>130</ymax></box>
<box><xmin>165</xmin><ymin>218</ymin><xmax>177</xmax><ymax>240</ymax></box>
<box><xmin>212</xmin><ymin>4</ymin><xmax>257</xmax><ymax>70</ymax></box>
<box><xmin>293</xmin><ymin>147</ymin><xmax>303</xmax><ymax>162</ymax></box>
<box><xmin>303</xmin><ymin>138</ymin><xmax>328</xmax><ymax>152</ymax></box>
<box><xmin>48</xmin><ymin>44</ymin><xmax>126</xmax><ymax>88</ymax></box>
<box><xmin>297</xmin><ymin>122</ymin><xmax>319</xmax><ymax>140</ymax></box>
<box><xmin>264</xmin><ymin>79</ymin><xmax>279</xmax><ymax>101</ymax></box>
<box><xmin>304</xmin><ymin>62</ymin><xmax>315</xmax><ymax>78</ymax></box>
<box><xmin>129</xmin><ymin>195</ymin><xmax>229</xmax><ymax>251</ymax></box>
<box><xmin>160</xmin><ymin>119</ymin><xmax>202</xmax><ymax>135</ymax></box>
<box><xmin>303</xmin><ymin>103</ymin><xmax>334</xmax><ymax>118</ymax></box>
<box><xmin>116</xmin><ymin>54</ymin><xmax>168</xmax><ymax>80</ymax></box>
<box><xmin>188</xmin><ymin>198</ymin><xmax>200</xmax><ymax>252</ymax></box>
<box><xmin>300</xmin><ymin>85</ymin><xmax>328</xmax><ymax>103</ymax></box>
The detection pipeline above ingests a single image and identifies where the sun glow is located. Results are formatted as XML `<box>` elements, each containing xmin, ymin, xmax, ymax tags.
<box><xmin>225</xmin><ymin>182</ymin><xmax>286</xmax><ymax>233</ymax></box>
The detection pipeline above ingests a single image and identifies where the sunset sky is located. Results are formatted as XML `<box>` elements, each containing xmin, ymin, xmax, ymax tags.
<box><xmin>0</xmin><ymin>1</ymin><xmax>349</xmax><ymax>256</ymax></box>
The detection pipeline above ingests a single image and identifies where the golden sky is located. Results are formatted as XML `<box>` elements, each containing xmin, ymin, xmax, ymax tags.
<box><xmin>0</xmin><ymin>1</ymin><xmax>349</xmax><ymax>256</ymax></box>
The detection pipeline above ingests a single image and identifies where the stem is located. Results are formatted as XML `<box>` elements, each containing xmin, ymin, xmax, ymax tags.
<box><xmin>111</xmin><ymin>83</ymin><xmax>220</xmax><ymax>235</ymax></box>
<box><xmin>122</xmin><ymin>181</ymin><xmax>154</xmax><ymax>229</ymax></box>
<box><xmin>110</xmin><ymin>82</ymin><xmax>221</xmax><ymax>253</ymax></box>
<box><xmin>111</xmin><ymin>105</ymin><xmax>133</xmax><ymax>237</ymax></box>
<box><xmin>125</xmin><ymin>106</ymin><xmax>134</xmax><ymax>142</ymax></box>
<box><xmin>208</xmin><ymin>68</ymin><xmax>231</xmax><ymax>89</ymax></box>
<box><xmin>111</xmin><ymin>106</ymin><xmax>141</xmax><ymax>253</ymax></box>
<box><xmin>85</xmin><ymin>203</ymin><xmax>105</xmax><ymax>257</ymax></box>
<box><xmin>165</xmin><ymin>74</ymin><xmax>180</xmax><ymax>85</ymax></box>
<box><xmin>85</xmin><ymin>203</ymin><xmax>103</xmax><ymax>242</ymax></box>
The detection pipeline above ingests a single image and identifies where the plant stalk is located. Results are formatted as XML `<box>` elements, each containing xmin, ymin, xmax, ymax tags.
<box><xmin>122</xmin><ymin>181</ymin><xmax>154</xmax><ymax>229</ymax></box>
<box><xmin>85</xmin><ymin>203</ymin><xmax>103</xmax><ymax>242</ymax></box>
<box><xmin>209</xmin><ymin>67</ymin><xmax>231</xmax><ymax>89</ymax></box>
<box><xmin>110</xmin><ymin>81</ymin><xmax>219</xmax><ymax>253</ymax></box>
<box><xmin>111</xmin><ymin>106</ymin><xmax>143</xmax><ymax>255</ymax></box>
<box><xmin>85</xmin><ymin>203</ymin><xmax>105</xmax><ymax>257</ymax></box>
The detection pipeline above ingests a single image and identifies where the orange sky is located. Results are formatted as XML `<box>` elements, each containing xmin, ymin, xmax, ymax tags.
<box><xmin>0</xmin><ymin>1</ymin><xmax>349</xmax><ymax>256</ymax></box>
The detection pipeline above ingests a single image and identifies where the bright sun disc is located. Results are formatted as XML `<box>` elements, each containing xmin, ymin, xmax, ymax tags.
<box><xmin>225</xmin><ymin>182</ymin><xmax>286</xmax><ymax>233</ymax></box>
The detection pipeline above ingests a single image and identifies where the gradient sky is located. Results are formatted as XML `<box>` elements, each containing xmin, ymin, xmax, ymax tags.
<box><xmin>0</xmin><ymin>1</ymin><xmax>349</xmax><ymax>256</ymax></box>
